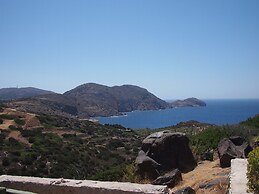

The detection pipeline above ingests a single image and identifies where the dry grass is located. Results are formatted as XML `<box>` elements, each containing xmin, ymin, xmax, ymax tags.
<box><xmin>171</xmin><ymin>159</ymin><xmax>230</xmax><ymax>194</ymax></box>
<box><xmin>8</xmin><ymin>130</ymin><xmax>31</xmax><ymax>146</ymax></box>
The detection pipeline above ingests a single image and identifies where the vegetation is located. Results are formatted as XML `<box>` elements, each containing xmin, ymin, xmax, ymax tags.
<box><xmin>0</xmin><ymin>103</ymin><xmax>5</xmax><ymax>112</ymax></box>
<box><xmin>190</xmin><ymin>127</ymin><xmax>229</xmax><ymax>155</ymax></box>
<box><xmin>0</xmin><ymin>105</ymin><xmax>259</xmax><ymax>183</ymax></box>
<box><xmin>0</xmin><ymin>113</ymin><xmax>143</xmax><ymax>181</ymax></box>
<box><xmin>14</xmin><ymin>118</ymin><xmax>25</xmax><ymax>126</ymax></box>
<box><xmin>247</xmin><ymin>148</ymin><xmax>259</xmax><ymax>194</ymax></box>
<box><xmin>241</xmin><ymin>114</ymin><xmax>259</xmax><ymax>128</ymax></box>
<box><xmin>0</xmin><ymin>114</ymin><xmax>17</xmax><ymax>120</ymax></box>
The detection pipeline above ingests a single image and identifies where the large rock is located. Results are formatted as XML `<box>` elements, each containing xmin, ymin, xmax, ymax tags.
<box><xmin>135</xmin><ymin>150</ymin><xmax>161</xmax><ymax>180</ymax></box>
<box><xmin>174</xmin><ymin>186</ymin><xmax>196</xmax><ymax>194</ymax></box>
<box><xmin>152</xmin><ymin>169</ymin><xmax>182</xmax><ymax>187</ymax></box>
<box><xmin>141</xmin><ymin>131</ymin><xmax>197</xmax><ymax>173</ymax></box>
<box><xmin>217</xmin><ymin>136</ymin><xmax>253</xmax><ymax>168</ymax></box>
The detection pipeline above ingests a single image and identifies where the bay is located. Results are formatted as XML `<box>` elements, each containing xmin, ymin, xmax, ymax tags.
<box><xmin>97</xmin><ymin>100</ymin><xmax>259</xmax><ymax>129</ymax></box>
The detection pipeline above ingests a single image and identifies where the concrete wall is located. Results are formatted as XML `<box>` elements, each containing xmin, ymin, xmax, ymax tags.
<box><xmin>0</xmin><ymin>175</ymin><xmax>168</xmax><ymax>194</ymax></box>
<box><xmin>229</xmin><ymin>159</ymin><xmax>252</xmax><ymax>194</ymax></box>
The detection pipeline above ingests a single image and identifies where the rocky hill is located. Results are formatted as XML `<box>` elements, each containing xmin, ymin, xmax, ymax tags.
<box><xmin>169</xmin><ymin>98</ymin><xmax>206</xmax><ymax>108</ymax></box>
<box><xmin>0</xmin><ymin>87</ymin><xmax>54</xmax><ymax>101</ymax></box>
<box><xmin>7</xmin><ymin>94</ymin><xmax>78</xmax><ymax>118</ymax></box>
<box><xmin>2</xmin><ymin>84</ymin><xmax>205</xmax><ymax>118</ymax></box>
<box><xmin>64</xmin><ymin>83</ymin><xmax>168</xmax><ymax>117</ymax></box>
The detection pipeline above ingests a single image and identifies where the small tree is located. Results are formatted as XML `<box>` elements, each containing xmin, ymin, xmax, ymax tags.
<box><xmin>247</xmin><ymin>147</ymin><xmax>259</xmax><ymax>193</ymax></box>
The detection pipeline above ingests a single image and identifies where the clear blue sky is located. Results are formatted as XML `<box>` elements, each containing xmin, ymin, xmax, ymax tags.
<box><xmin>1</xmin><ymin>0</ymin><xmax>259</xmax><ymax>99</ymax></box>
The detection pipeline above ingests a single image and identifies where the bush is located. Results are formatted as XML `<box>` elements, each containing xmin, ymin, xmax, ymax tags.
<box><xmin>90</xmin><ymin>165</ymin><xmax>125</xmax><ymax>181</ymax></box>
<box><xmin>8</xmin><ymin>125</ymin><xmax>16</xmax><ymax>130</ymax></box>
<box><xmin>191</xmin><ymin>127</ymin><xmax>229</xmax><ymax>155</ymax></box>
<box><xmin>2</xmin><ymin>157</ymin><xmax>10</xmax><ymax>166</ymax></box>
<box><xmin>241</xmin><ymin>115</ymin><xmax>259</xmax><ymax>128</ymax></box>
<box><xmin>0</xmin><ymin>114</ymin><xmax>17</xmax><ymax>120</ymax></box>
<box><xmin>14</xmin><ymin>118</ymin><xmax>25</xmax><ymax>126</ymax></box>
<box><xmin>21</xmin><ymin>129</ymin><xmax>42</xmax><ymax>137</ymax></box>
<box><xmin>247</xmin><ymin>147</ymin><xmax>259</xmax><ymax>193</ymax></box>
<box><xmin>8</xmin><ymin>137</ymin><xmax>21</xmax><ymax>147</ymax></box>
<box><xmin>122</xmin><ymin>164</ymin><xmax>139</xmax><ymax>183</ymax></box>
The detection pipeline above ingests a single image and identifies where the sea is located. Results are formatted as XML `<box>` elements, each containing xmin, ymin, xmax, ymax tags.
<box><xmin>96</xmin><ymin>99</ymin><xmax>259</xmax><ymax>129</ymax></box>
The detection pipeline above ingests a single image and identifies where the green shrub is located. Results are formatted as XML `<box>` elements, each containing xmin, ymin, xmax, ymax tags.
<box><xmin>0</xmin><ymin>114</ymin><xmax>17</xmax><ymax>120</ymax></box>
<box><xmin>90</xmin><ymin>165</ymin><xmax>125</xmax><ymax>181</ymax></box>
<box><xmin>2</xmin><ymin>157</ymin><xmax>10</xmax><ymax>166</ymax></box>
<box><xmin>191</xmin><ymin>127</ymin><xmax>229</xmax><ymax>155</ymax></box>
<box><xmin>21</xmin><ymin>129</ymin><xmax>42</xmax><ymax>137</ymax></box>
<box><xmin>8</xmin><ymin>125</ymin><xmax>16</xmax><ymax>130</ymax></box>
<box><xmin>14</xmin><ymin>118</ymin><xmax>25</xmax><ymax>126</ymax></box>
<box><xmin>241</xmin><ymin>115</ymin><xmax>259</xmax><ymax>128</ymax></box>
<box><xmin>8</xmin><ymin>137</ymin><xmax>21</xmax><ymax>147</ymax></box>
<box><xmin>247</xmin><ymin>147</ymin><xmax>259</xmax><ymax>193</ymax></box>
<box><xmin>122</xmin><ymin>164</ymin><xmax>139</xmax><ymax>183</ymax></box>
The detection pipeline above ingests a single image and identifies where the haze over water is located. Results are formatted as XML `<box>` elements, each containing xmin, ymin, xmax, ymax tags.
<box><xmin>97</xmin><ymin>100</ymin><xmax>259</xmax><ymax>129</ymax></box>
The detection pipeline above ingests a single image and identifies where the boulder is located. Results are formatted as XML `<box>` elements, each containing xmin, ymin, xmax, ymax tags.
<box><xmin>135</xmin><ymin>150</ymin><xmax>161</xmax><ymax>180</ymax></box>
<box><xmin>217</xmin><ymin>136</ymin><xmax>253</xmax><ymax>168</ymax></box>
<box><xmin>199</xmin><ymin>177</ymin><xmax>229</xmax><ymax>189</ymax></box>
<box><xmin>174</xmin><ymin>186</ymin><xmax>196</xmax><ymax>194</ymax></box>
<box><xmin>141</xmin><ymin>131</ymin><xmax>197</xmax><ymax>173</ymax></box>
<box><xmin>152</xmin><ymin>169</ymin><xmax>182</xmax><ymax>187</ymax></box>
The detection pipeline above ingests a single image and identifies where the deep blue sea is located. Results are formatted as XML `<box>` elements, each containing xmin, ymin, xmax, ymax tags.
<box><xmin>97</xmin><ymin>100</ymin><xmax>259</xmax><ymax>129</ymax></box>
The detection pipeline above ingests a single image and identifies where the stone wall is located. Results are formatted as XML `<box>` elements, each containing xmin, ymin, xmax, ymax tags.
<box><xmin>0</xmin><ymin>175</ymin><xmax>168</xmax><ymax>194</ymax></box>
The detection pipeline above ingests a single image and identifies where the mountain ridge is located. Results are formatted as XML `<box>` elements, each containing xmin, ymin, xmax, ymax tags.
<box><xmin>0</xmin><ymin>87</ymin><xmax>55</xmax><ymax>101</ymax></box>
<box><xmin>1</xmin><ymin>83</ymin><xmax>206</xmax><ymax>118</ymax></box>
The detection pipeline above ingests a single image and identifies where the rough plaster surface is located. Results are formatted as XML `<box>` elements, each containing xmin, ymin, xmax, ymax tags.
<box><xmin>0</xmin><ymin>175</ymin><xmax>168</xmax><ymax>194</ymax></box>
<box><xmin>229</xmin><ymin>159</ymin><xmax>252</xmax><ymax>194</ymax></box>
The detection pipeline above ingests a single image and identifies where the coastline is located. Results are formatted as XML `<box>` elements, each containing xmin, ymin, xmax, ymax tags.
<box><xmin>96</xmin><ymin>99</ymin><xmax>259</xmax><ymax>129</ymax></box>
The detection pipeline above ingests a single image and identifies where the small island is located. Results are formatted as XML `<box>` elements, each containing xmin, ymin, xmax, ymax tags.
<box><xmin>169</xmin><ymin>97</ymin><xmax>206</xmax><ymax>108</ymax></box>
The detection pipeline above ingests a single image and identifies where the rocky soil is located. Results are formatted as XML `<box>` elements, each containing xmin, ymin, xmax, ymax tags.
<box><xmin>171</xmin><ymin>159</ymin><xmax>230</xmax><ymax>194</ymax></box>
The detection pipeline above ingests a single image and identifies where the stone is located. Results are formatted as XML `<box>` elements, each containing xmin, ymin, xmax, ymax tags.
<box><xmin>217</xmin><ymin>136</ymin><xmax>253</xmax><ymax>168</ymax></box>
<box><xmin>141</xmin><ymin>131</ymin><xmax>197</xmax><ymax>173</ymax></box>
<box><xmin>174</xmin><ymin>186</ymin><xmax>196</xmax><ymax>194</ymax></box>
<box><xmin>135</xmin><ymin>150</ymin><xmax>161</xmax><ymax>180</ymax></box>
<box><xmin>152</xmin><ymin>169</ymin><xmax>182</xmax><ymax>187</ymax></box>
<box><xmin>199</xmin><ymin>178</ymin><xmax>229</xmax><ymax>189</ymax></box>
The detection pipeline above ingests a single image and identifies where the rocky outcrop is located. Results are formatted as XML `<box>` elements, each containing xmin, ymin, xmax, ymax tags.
<box><xmin>136</xmin><ymin>131</ymin><xmax>197</xmax><ymax>181</ymax></box>
<box><xmin>217</xmin><ymin>136</ymin><xmax>253</xmax><ymax>168</ymax></box>
<box><xmin>135</xmin><ymin>151</ymin><xmax>161</xmax><ymax>180</ymax></box>
<box><xmin>141</xmin><ymin>131</ymin><xmax>197</xmax><ymax>173</ymax></box>
<box><xmin>174</xmin><ymin>187</ymin><xmax>196</xmax><ymax>194</ymax></box>
<box><xmin>152</xmin><ymin>169</ymin><xmax>182</xmax><ymax>187</ymax></box>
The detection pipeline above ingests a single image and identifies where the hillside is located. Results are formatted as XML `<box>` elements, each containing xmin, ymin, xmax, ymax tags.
<box><xmin>0</xmin><ymin>102</ymin><xmax>259</xmax><ymax>194</ymax></box>
<box><xmin>0</xmin><ymin>87</ymin><xmax>54</xmax><ymax>101</ymax></box>
<box><xmin>0</xmin><ymin>106</ymin><xmax>142</xmax><ymax>180</ymax></box>
<box><xmin>64</xmin><ymin>83</ymin><xmax>168</xmax><ymax>117</ymax></box>
<box><xmin>7</xmin><ymin>94</ymin><xmax>78</xmax><ymax>118</ymax></box>
<box><xmin>2</xmin><ymin>84</ymin><xmax>206</xmax><ymax>118</ymax></box>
